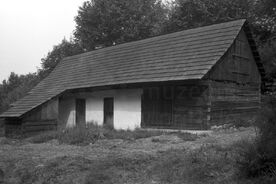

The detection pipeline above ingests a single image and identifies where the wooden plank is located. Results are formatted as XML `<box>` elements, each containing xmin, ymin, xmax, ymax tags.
<box><xmin>142</xmin><ymin>83</ymin><xmax>209</xmax><ymax>129</ymax></box>
<box><xmin>23</xmin><ymin>125</ymin><xmax>56</xmax><ymax>132</ymax></box>
<box><xmin>24</xmin><ymin>120</ymin><xmax>57</xmax><ymax>126</ymax></box>
<box><xmin>209</xmin><ymin>79</ymin><xmax>260</xmax><ymax>126</ymax></box>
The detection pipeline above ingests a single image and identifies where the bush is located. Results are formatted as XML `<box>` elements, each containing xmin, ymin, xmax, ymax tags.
<box><xmin>27</xmin><ymin>124</ymin><xmax>198</xmax><ymax>146</ymax></box>
<box><xmin>27</xmin><ymin>124</ymin><xmax>102</xmax><ymax>145</ymax></box>
<box><xmin>237</xmin><ymin>95</ymin><xmax>276</xmax><ymax>179</ymax></box>
<box><xmin>27</xmin><ymin>124</ymin><xmax>170</xmax><ymax>145</ymax></box>
<box><xmin>58</xmin><ymin>124</ymin><xmax>102</xmax><ymax>145</ymax></box>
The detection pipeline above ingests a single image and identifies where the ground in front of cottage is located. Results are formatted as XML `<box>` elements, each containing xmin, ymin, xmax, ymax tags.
<box><xmin>0</xmin><ymin>127</ymin><xmax>262</xmax><ymax>184</ymax></box>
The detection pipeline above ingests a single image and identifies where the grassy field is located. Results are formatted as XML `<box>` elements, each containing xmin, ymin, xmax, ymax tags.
<box><xmin>0</xmin><ymin>127</ymin><xmax>274</xmax><ymax>184</ymax></box>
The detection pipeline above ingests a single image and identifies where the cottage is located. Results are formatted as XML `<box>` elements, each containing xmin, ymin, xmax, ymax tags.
<box><xmin>0</xmin><ymin>19</ymin><xmax>265</xmax><ymax>135</ymax></box>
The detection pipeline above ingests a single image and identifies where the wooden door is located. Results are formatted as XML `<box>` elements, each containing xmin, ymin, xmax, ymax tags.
<box><xmin>104</xmin><ymin>97</ymin><xmax>114</xmax><ymax>128</ymax></box>
<box><xmin>142</xmin><ymin>87</ymin><xmax>173</xmax><ymax>127</ymax></box>
<box><xmin>76</xmin><ymin>99</ymin><xmax>86</xmax><ymax>127</ymax></box>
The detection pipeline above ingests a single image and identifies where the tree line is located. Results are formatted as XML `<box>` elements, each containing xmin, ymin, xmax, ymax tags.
<box><xmin>1</xmin><ymin>0</ymin><xmax>276</xmax><ymax>113</ymax></box>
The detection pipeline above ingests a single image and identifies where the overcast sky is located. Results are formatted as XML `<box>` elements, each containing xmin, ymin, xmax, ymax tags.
<box><xmin>0</xmin><ymin>0</ymin><xmax>86</xmax><ymax>81</ymax></box>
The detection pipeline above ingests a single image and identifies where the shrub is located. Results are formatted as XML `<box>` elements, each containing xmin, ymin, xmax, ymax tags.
<box><xmin>27</xmin><ymin>123</ymin><xmax>199</xmax><ymax>145</ymax></box>
<box><xmin>237</xmin><ymin>95</ymin><xmax>276</xmax><ymax>179</ymax></box>
<box><xmin>28</xmin><ymin>124</ymin><xmax>102</xmax><ymax>145</ymax></box>
<box><xmin>27</xmin><ymin>124</ymin><xmax>169</xmax><ymax>145</ymax></box>
<box><xmin>57</xmin><ymin>124</ymin><xmax>102</xmax><ymax>145</ymax></box>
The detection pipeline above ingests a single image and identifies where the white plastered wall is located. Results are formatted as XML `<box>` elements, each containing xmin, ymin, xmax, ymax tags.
<box><xmin>113</xmin><ymin>90</ymin><xmax>142</xmax><ymax>130</ymax></box>
<box><xmin>59</xmin><ymin>88</ymin><xmax>143</xmax><ymax>130</ymax></box>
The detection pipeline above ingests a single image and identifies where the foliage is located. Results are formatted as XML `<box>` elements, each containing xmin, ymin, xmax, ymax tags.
<box><xmin>40</xmin><ymin>38</ymin><xmax>83</xmax><ymax>78</ymax></box>
<box><xmin>27</xmin><ymin>124</ymin><xmax>170</xmax><ymax>145</ymax></box>
<box><xmin>237</xmin><ymin>95</ymin><xmax>276</xmax><ymax>179</ymax></box>
<box><xmin>27</xmin><ymin>124</ymin><xmax>198</xmax><ymax>145</ymax></box>
<box><xmin>259</xmin><ymin>39</ymin><xmax>276</xmax><ymax>79</ymax></box>
<box><xmin>164</xmin><ymin>0</ymin><xmax>253</xmax><ymax>33</ymax></box>
<box><xmin>74</xmin><ymin>0</ymin><xmax>168</xmax><ymax>51</ymax></box>
<box><xmin>0</xmin><ymin>72</ymin><xmax>40</xmax><ymax>113</ymax></box>
<box><xmin>253</xmin><ymin>0</ymin><xmax>276</xmax><ymax>42</ymax></box>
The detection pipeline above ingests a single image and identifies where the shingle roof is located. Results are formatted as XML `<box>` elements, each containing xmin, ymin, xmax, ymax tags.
<box><xmin>1</xmin><ymin>19</ymin><xmax>256</xmax><ymax>118</ymax></box>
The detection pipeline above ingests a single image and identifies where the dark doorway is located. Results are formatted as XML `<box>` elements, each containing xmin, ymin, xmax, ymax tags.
<box><xmin>142</xmin><ymin>87</ymin><xmax>173</xmax><ymax>127</ymax></box>
<box><xmin>76</xmin><ymin>99</ymin><xmax>86</xmax><ymax>127</ymax></box>
<box><xmin>104</xmin><ymin>97</ymin><xmax>114</xmax><ymax>128</ymax></box>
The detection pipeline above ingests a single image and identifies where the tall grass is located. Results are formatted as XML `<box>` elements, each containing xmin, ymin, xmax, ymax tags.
<box><xmin>27</xmin><ymin>123</ymin><xmax>198</xmax><ymax>145</ymax></box>
<box><xmin>27</xmin><ymin>124</ymin><xmax>172</xmax><ymax>145</ymax></box>
<box><xmin>150</xmin><ymin>145</ymin><xmax>235</xmax><ymax>184</ymax></box>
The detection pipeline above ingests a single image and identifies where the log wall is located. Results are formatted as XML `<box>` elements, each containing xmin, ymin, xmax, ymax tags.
<box><xmin>142</xmin><ymin>82</ymin><xmax>209</xmax><ymax>130</ymax></box>
<box><xmin>4</xmin><ymin>98</ymin><xmax>59</xmax><ymax>136</ymax></box>
<box><xmin>4</xmin><ymin>118</ymin><xmax>22</xmax><ymax>136</ymax></box>
<box><xmin>22</xmin><ymin>98</ymin><xmax>58</xmax><ymax>121</ymax></box>
<box><xmin>209</xmin><ymin>81</ymin><xmax>260</xmax><ymax>126</ymax></box>
<box><xmin>22</xmin><ymin>120</ymin><xmax>57</xmax><ymax>135</ymax></box>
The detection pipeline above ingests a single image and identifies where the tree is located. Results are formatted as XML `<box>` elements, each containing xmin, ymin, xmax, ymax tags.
<box><xmin>258</xmin><ymin>41</ymin><xmax>276</xmax><ymax>78</ymax></box>
<box><xmin>252</xmin><ymin>0</ymin><xmax>276</xmax><ymax>79</ymax></box>
<box><xmin>40</xmin><ymin>38</ymin><xmax>83</xmax><ymax>78</ymax></box>
<box><xmin>74</xmin><ymin>0</ymin><xmax>168</xmax><ymax>51</ymax></box>
<box><xmin>254</xmin><ymin>0</ymin><xmax>276</xmax><ymax>34</ymax></box>
<box><xmin>0</xmin><ymin>72</ymin><xmax>40</xmax><ymax>113</ymax></box>
<box><xmin>163</xmin><ymin>0</ymin><xmax>254</xmax><ymax>33</ymax></box>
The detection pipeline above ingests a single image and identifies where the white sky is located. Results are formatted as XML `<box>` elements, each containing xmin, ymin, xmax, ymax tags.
<box><xmin>0</xmin><ymin>0</ymin><xmax>86</xmax><ymax>81</ymax></box>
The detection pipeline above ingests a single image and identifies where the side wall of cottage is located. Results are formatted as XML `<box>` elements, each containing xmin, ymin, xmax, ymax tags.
<box><xmin>59</xmin><ymin>88</ymin><xmax>142</xmax><ymax>130</ymax></box>
<box><xmin>205</xmin><ymin>29</ymin><xmax>261</xmax><ymax>126</ymax></box>
<box><xmin>4</xmin><ymin>98</ymin><xmax>59</xmax><ymax>136</ymax></box>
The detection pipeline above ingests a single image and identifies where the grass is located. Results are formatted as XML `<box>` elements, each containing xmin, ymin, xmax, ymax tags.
<box><xmin>5</xmin><ymin>154</ymin><xmax>152</xmax><ymax>184</ymax></box>
<box><xmin>150</xmin><ymin>145</ymin><xmax>235</xmax><ymax>184</ymax></box>
<box><xmin>5</xmin><ymin>142</ymin><xmax>273</xmax><ymax>184</ymax></box>
<box><xmin>150</xmin><ymin>143</ymin><xmax>276</xmax><ymax>184</ymax></box>
<box><xmin>2</xmin><ymin>125</ymin><xmax>274</xmax><ymax>184</ymax></box>
<box><xmin>26</xmin><ymin>124</ymin><xmax>199</xmax><ymax>145</ymax></box>
<box><xmin>172</xmin><ymin>131</ymin><xmax>200</xmax><ymax>141</ymax></box>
